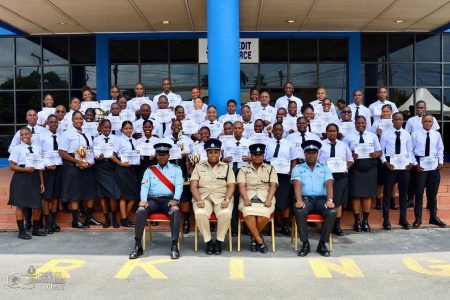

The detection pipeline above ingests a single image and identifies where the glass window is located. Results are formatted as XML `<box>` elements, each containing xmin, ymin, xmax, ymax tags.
<box><xmin>0</xmin><ymin>38</ymin><xmax>14</xmax><ymax>66</ymax></box>
<box><xmin>389</xmin><ymin>88</ymin><xmax>413</xmax><ymax>113</ymax></box>
<box><xmin>16</xmin><ymin>37</ymin><xmax>41</xmax><ymax>65</ymax></box>
<box><xmin>43</xmin><ymin>66</ymin><xmax>69</xmax><ymax>89</ymax></box>
<box><xmin>444</xmin><ymin>64</ymin><xmax>450</xmax><ymax>86</ymax></box>
<box><xmin>141</xmin><ymin>39</ymin><xmax>169</xmax><ymax>63</ymax></box>
<box><xmin>362</xmin><ymin>64</ymin><xmax>387</xmax><ymax>87</ymax></box>
<box><xmin>388</xmin><ymin>34</ymin><xmax>413</xmax><ymax>62</ymax></box>
<box><xmin>170</xmin><ymin>64</ymin><xmax>198</xmax><ymax>87</ymax></box>
<box><xmin>42</xmin><ymin>36</ymin><xmax>68</xmax><ymax>65</ymax></box>
<box><xmin>389</xmin><ymin>64</ymin><xmax>413</xmax><ymax>86</ymax></box>
<box><xmin>416</xmin><ymin>34</ymin><xmax>441</xmax><ymax>62</ymax></box>
<box><xmin>423</xmin><ymin>88</ymin><xmax>442</xmax><ymax>117</ymax></box>
<box><xmin>319</xmin><ymin>39</ymin><xmax>347</xmax><ymax>62</ymax></box>
<box><xmin>16</xmin><ymin>67</ymin><xmax>41</xmax><ymax>89</ymax></box>
<box><xmin>84</xmin><ymin>66</ymin><xmax>97</xmax><ymax>90</ymax></box>
<box><xmin>16</xmin><ymin>91</ymin><xmax>42</xmax><ymax>123</ymax></box>
<box><xmin>444</xmin><ymin>89</ymin><xmax>450</xmax><ymax>121</ymax></box>
<box><xmin>416</xmin><ymin>64</ymin><xmax>441</xmax><ymax>86</ymax></box>
<box><xmin>444</xmin><ymin>35</ymin><xmax>450</xmax><ymax>62</ymax></box>
<box><xmin>361</xmin><ymin>34</ymin><xmax>386</xmax><ymax>62</ymax></box>
<box><xmin>240</xmin><ymin>64</ymin><xmax>258</xmax><ymax>88</ymax></box>
<box><xmin>141</xmin><ymin>64</ymin><xmax>169</xmax><ymax>86</ymax></box>
<box><xmin>260</xmin><ymin>39</ymin><xmax>288</xmax><ymax>62</ymax></box>
<box><xmin>325</xmin><ymin>88</ymin><xmax>346</xmax><ymax>104</ymax></box>
<box><xmin>199</xmin><ymin>64</ymin><xmax>208</xmax><ymax>87</ymax></box>
<box><xmin>363</xmin><ymin>88</ymin><xmax>379</xmax><ymax>106</ymax></box>
<box><xmin>170</xmin><ymin>39</ymin><xmax>198</xmax><ymax>63</ymax></box>
<box><xmin>43</xmin><ymin>90</ymin><xmax>70</xmax><ymax>107</ymax></box>
<box><xmin>259</xmin><ymin>64</ymin><xmax>288</xmax><ymax>87</ymax></box>
<box><xmin>0</xmin><ymin>126</ymin><xmax>15</xmax><ymax>135</ymax></box>
<box><xmin>70</xmin><ymin>36</ymin><xmax>95</xmax><ymax>64</ymax></box>
<box><xmin>319</xmin><ymin>64</ymin><xmax>346</xmax><ymax>87</ymax></box>
<box><xmin>110</xmin><ymin>39</ymin><xmax>138</xmax><ymax>64</ymax></box>
<box><xmin>0</xmin><ymin>67</ymin><xmax>14</xmax><ymax>90</ymax></box>
<box><xmin>110</xmin><ymin>64</ymin><xmax>138</xmax><ymax>88</ymax></box>
<box><xmin>289</xmin><ymin>64</ymin><xmax>317</xmax><ymax>87</ymax></box>
<box><xmin>296</xmin><ymin>88</ymin><xmax>316</xmax><ymax>103</ymax></box>
<box><xmin>0</xmin><ymin>92</ymin><xmax>14</xmax><ymax>124</ymax></box>
<box><xmin>289</xmin><ymin>39</ymin><xmax>317</xmax><ymax>62</ymax></box>
<box><xmin>71</xmin><ymin>65</ymin><xmax>96</xmax><ymax>89</ymax></box>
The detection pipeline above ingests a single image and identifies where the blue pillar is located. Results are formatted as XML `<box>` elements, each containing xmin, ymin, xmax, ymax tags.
<box><xmin>95</xmin><ymin>35</ymin><xmax>110</xmax><ymax>101</ymax></box>
<box><xmin>347</xmin><ymin>32</ymin><xmax>361</xmax><ymax>104</ymax></box>
<box><xmin>207</xmin><ymin>0</ymin><xmax>240</xmax><ymax>116</ymax></box>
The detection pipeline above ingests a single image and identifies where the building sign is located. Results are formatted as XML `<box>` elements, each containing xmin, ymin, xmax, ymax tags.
<box><xmin>198</xmin><ymin>38</ymin><xmax>259</xmax><ymax>64</ymax></box>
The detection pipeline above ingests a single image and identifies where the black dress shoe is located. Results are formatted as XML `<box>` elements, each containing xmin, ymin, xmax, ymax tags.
<box><xmin>170</xmin><ymin>244</ymin><xmax>181</xmax><ymax>259</ymax></box>
<box><xmin>205</xmin><ymin>240</ymin><xmax>214</xmax><ymax>255</ymax></box>
<box><xmin>317</xmin><ymin>242</ymin><xmax>330</xmax><ymax>257</ymax></box>
<box><xmin>32</xmin><ymin>230</ymin><xmax>47</xmax><ymax>237</ymax></box>
<box><xmin>213</xmin><ymin>240</ymin><xmax>222</xmax><ymax>255</ymax></box>
<box><xmin>88</xmin><ymin>217</ymin><xmax>103</xmax><ymax>226</ymax></box>
<box><xmin>51</xmin><ymin>224</ymin><xmax>61</xmax><ymax>232</ymax></box>
<box><xmin>45</xmin><ymin>225</ymin><xmax>53</xmax><ymax>234</ymax></box>
<box><xmin>375</xmin><ymin>199</ymin><xmax>382</xmax><ymax>210</ymax></box>
<box><xmin>103</xmin><ymin>218</ymin><xmax>111</xmax><ymax>228</ymax></box>
<box><xmin>383</xmin><ymin>220</ymin><xmax>391</xmax><ymax>230</ymax></box>
<box><xmin>257</xmin><ymin>241</ymin><xmax>268</xmax><ymax>254</ymax></box>
<box><xmin>333</xmin><ymin>226</ymin><xmax>344</xmax><ymax>236</ymax></box>
<box><xmin>399</xmin><ymin>220</ymin><xmax>411</xmax><ymax>230</ymax></box>
<box><xmin>353</xmin><ymin>220</ymin><xmax>362</xmax><ymax>232</ymax></box>
<box><xmin>412</xmin><ymin>219</ymin><xmax>422</xmax><ymax>228</ymax></box>
<box><xmin>280</xmin><ymin>226</ymin><xmax>291</xmax><ymax>236</ymax></box>
<box><xmin>297</xmin><ymin>241</ymin><xmax>311</xmax><ymax>257</ymax></box>
<box><xmin>429</xmin><ymin>217</ymin><xmax>446</xmax><ymax>228</ymax></box>
<box><xmin>112</xmin><ymin>218</ymin><xmax>120</xmax><ymax>228</ymax></box>
<box><xmin>72</xmin><ymin>221</ymin><xmax>89</xmax><ymax>229</ymax></box>
<box><xmin>183</xmin><ymin>220</ymin><xmax>190</xmax><ymax>234</ymax></box>
<box><xmin>120</xmin><ymin>218</ymin><xmax>134</xmax><ymax>228</ymax></box>
<box><xmin>250</xmin><ymin>240</ymin><xmax>258</xmax><ymax>252</ymax></box>
<box><xmin>18</xmin><ymin>232</ymin><xmax>31</xmax><ymax>240</ymax></box>
<box><xmin>129</xmin><ymin>245</ymin><xmax>143</xmax><ymax>259</ymax></box>
<box><xmin>362</xmin><ymin>220</ymin><xmax>371</xmax><ymax>232</ymax></box>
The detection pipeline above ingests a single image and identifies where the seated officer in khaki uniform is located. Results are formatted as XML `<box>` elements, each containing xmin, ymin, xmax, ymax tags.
<box><xmin>190</xmin><ymin>138</ymin><xmax>236</xmax><ymax>255</ymax></box>
<box><xmin>238</xmin><ymin>144</ymin><xmax>278</xmax><ymax>253</ymax></box>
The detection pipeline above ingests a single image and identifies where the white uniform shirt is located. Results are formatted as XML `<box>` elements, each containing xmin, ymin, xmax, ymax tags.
<box><xmin>200</xmin><ymin>120</ymin><xmax>222</xmax><ymax>138</ymax></box>
<box><xmin>222</xmin><ymin>137</ymin><xmax>251</xmax><ymax>169</ymax></box>
<box><xmin>153</xmin><ymin>91</ymin><xmax>182</xmax><ymax>110</ymax></box>
<box><xmin>380</xmin><ymin>128</ymin><xmax>414</xmax><ymax>164</ymax></box>
<box><xmin>127</xmin><ymin>97</ymin><xmax>154</xmax><ymax>112</ymax></box>
<box><xmin>405</xmin><ymin>115</ymin><xmax>440</xmax><ymax>133</ymax></box>
<box><xmin>37</xmin><ymin>108</ymin><xmax>56</xmax><ymax>126</ymax></box>
<box><xmin>345</xmin><ymin>130</ymin><xmax>382</xmax><ymax>153</ymax></box>
<box><xmin>113</xmin><ymin>135</ymin><xmax>138</xmax><ymax>158</ymax></box>
<box><xmin>310</xmin><ymin>99</ymin><xmax>337</xmax><ymax>115</ymax></box>
<box><xmin>254</xmin><ymin>105</ymin><xmax>277</xmax><ymax>123</ymax></box>
<box><xmin>93</xmin><ymin>133</ymin><xmax>117</xmax><ymax>147</ymax></box>
<box><xmin>319</xmin><ymin>139</ymin><xmax>353</xmax><ymax>170</ymax></box>
<box><xmin>9</xmin><ymin>125</ymin><xmax>48</xmax><ymax>153</ymax></box>
<box><xmin>275</xmin><ymin>95</ymin><xmax>303</xmax><ymax>115</ymax></box>
<box><xmin>348</xmin><ymin>103</ymin><xmax>372</xmax><ymax>127</ymax></box>
<box><xmin>286</xmin><ymin>131</ymin><xmax>321</xmax><ymax>160</ymax></box>
<box><xmin>265</xmin><ymin>138</ymin><xmax>299</xmax><ymax>174</ymax></box>
<box><xmin>368</xmin><ymin>99</ymin><xmax>398</xmax><ymax>122</ymax></box>
<box><xmin>38</xmin><ymin>130</ymin><xmax>61</xmax><ymax>154</ymax></box>
<box><xmin>59</xmin><ymin>127</ymin><xmax>92</xmax><ymax>154</ymax></box>
<box><xmin>410</xmin><ymin>128</ymin><xmax>444</xmax><ymax>165</ymax></box>
<box><xmin>9</xmin><ymin>142</ymin><xmax>42</xmax><ymax>165</ymax></box>
<box><xmin>133</xmin><ymin>117</ymin><xmax>163</xmax><ymax>138</ymax></box>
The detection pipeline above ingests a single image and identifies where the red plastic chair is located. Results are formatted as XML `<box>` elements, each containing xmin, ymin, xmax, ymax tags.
<box><xmin>292</xmin><ymin>214</ymin><xmax>333</xmax><ymax>251</ymax></box>
<box><xmin>194</xmin><ymin>213</ymin><xmax>232</xmax><ymax>252</ymax></box>
<box><xmin>142</xmin><ymin>213</ymin><xmax>184</xmax><ymax>250</ymax></box>
<box><xmin>237</xmin><ymin>212</ymin><xmax>276</xmax><ymax>252</ymax></box>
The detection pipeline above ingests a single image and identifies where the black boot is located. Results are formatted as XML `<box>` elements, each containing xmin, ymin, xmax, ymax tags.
<box><xmin>71</xmin><ymin>210</ymin><xmax>89</xmax><ymax>228</ymax></box>
<box><xmin>86</xmin><ymin>208</ymin><xmax>102</xmax><ymax>226</ymax></box>
<box><xmin>129</xmin><ymin>240</ymin><xmax>143</xmax><ymax>259</ymax></box>
<box><xmin>298</xmin><ymin>241</ymin><xmax>311</xmax><ymax>257</ymax></box>
<box><xmin>362</xmin><ymin>212</ymin><xmax>371</xmax><ymax>232</ymax></box>
<box><xmin>24</xmin><ymin>208</ymin><xmax>32</xmax><ymax>230</ymax></box>
<box><xmin>353</xmin><ymin>213</ymin><xmax>362</xmax><ymax>232</ymax></box>
<box><xmin>170</xmin><ymin>241</ymin><xmax>180</xmax><ymax>259</ymax></box>
<box><xmin>32</xmin><ymin>220</ymin><xmax>47</xmax><ymax>237</ymax></box>
<box><xmin>205</xmin><ymin>240</ymin><xmax>214</xmax><ymax>255</ymax></box>
<box><xmin>375</xmin><ymin>198</ymin><xmax>382</xmax><ymax>210</ymax></box>
<box><xmin>333</xmin><ymin>217</ymin><xmax>344</xmax><ymax>236</ymax></box>
<box><xmin>17</xmin><ymin>220</ymin><xmax>31</xmax><ymax>240</ymax></box>
<box><xmin>111</xmin><ymin>212</ymin><xmax>120</xmax><ymax>228</ymax></box>
<box><xmin>50</xmin><ymin>212</ymin><xmax>60</xmax><ymax>232</ymax></box>
<box><xmin>317</xmin><ymin>240</ymin><xmax>330</xmax><ymax>257</ymax></box>
<box><xmin>280</xmin><ymin>217</ymin><xmax>291</xmax><ymax>236</ymax></box>
<box><xmin>103</xmin><ymin>213</ymin><xmax>111</xmax><ymax>228</ymax></box>
<box><xmin>44</xmin><ymin>214</ymin><xmax>53</xmax><ymax>234</ymax></box>
<box><xmin>213</xmin><ymin>240</ymin><xmax>222</xmax><ymax>255</ymax></box>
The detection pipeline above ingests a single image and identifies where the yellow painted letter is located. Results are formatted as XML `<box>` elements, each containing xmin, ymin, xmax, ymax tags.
<box><xmin>403</xmin><ymin>257</ymin><xmax>450</xmax><ymax>277</ymax></box>
<box><xmin>309</xmin><ymin>258</ymin><xmax>365</xmax><ymax>278</ymax></box>
<box><xmin>33</xmin><ymin>259</ymin><xmax>86</xmax><ymax>279</ymax></box>
<box><xmin>115</xmin><ymin>259</ymin><xmax>173</xmax><ymax>280</ymax></box>
<box><xmin>229</xmin><ymin>259</ymin><xmax>244</xmax><ymax>280</ymax></box>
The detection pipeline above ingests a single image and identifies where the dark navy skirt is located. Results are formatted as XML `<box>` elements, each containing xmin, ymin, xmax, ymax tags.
<box><xmin>8</xmin><ymin>170</ymin><xmax>42</xmax><ymax>208</ymax></box>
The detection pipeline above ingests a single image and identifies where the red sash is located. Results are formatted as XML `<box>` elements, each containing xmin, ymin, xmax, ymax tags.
<box><xmin>149</xmin><ymin>166</ymin><xmax>175</xmax><ymax>193</ymax></box>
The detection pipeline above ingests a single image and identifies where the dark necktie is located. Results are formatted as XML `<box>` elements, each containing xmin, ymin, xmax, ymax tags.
<box><xmin>359</xmin><ymin>132</ymin><xmax>365</xmax><ymax>143</ymax></box>
<box><xmin>104</xmin><ymin>137</ymin><xmax>109</xmax><ymax>143</ymax></box>
<box><xmin>330</xmin><ymin>143</ymin><xmax>336</xmax><ymax>158</ymax></box>
<box><xmin>395</xmin><ymin>131</ymin><xmax>401</xmax><ymax>155</ymax></box>
<box><xmin>129</xmin><ymin>139</ymin><xmax>135</xmax><ymax>150</ymax></box>
<box><xmin>273</xmin><ymin>140</ymin><xmax>280</xmax><ymax>158</ymax></box>
<box><xmin>233</xmin><ymin>141</ymin><xmax>240</xmax><ymax>173</ymax></box>
<box><xmin>355</xmin><ymin>106</ymin><xmax>360</xmax><ymax>120</ymax></box>
<box><xmin>210</xmin><ymin>122</ymin><xmax>214</xmax><ymax>125</ymax></box>
<box><xmin>425</xmin><ymin>132</ymin><xmax>430</xmax><ymax>156</ymax></box>
<box><xmin>31</xmin><ymin>127</ymin><xmax>35</xmax><ymax>134</ymax></box>
<box><xmin>112</xmin><ymin>131</ymin><xmax>116</xmax><ymax>135</ymax></box>
<box><xmin>145</xmin><ymin>139</ymin><xmax>150</xmax><ymax>143</ymax></box>
<box><xmin>301</xmin><ymin>133</ymin><xmax>306</xmax><ymax>144</ymax></box>
<box><xmin>79</xmin><ymin>132</ymin><xmax>90</xmax><ymax>147</ymax></box>
<box><xmin>28</xmin><ymin>146</ymin><xmax>33</xmax><ymax>153</ymax></box>
<box><xmin>163</xmin><ymin>123</ymin><xmax>166</xmax><ymax>134</ymax></box>
<box><xmin>52</xmin><ymin>135</ymin><xmax>58</xmax><ymax>150</ymax></box>
<box><xmin>308</xmin><ymin>124</ymin><xmax>311</xmax><ymax>132</ymax></box>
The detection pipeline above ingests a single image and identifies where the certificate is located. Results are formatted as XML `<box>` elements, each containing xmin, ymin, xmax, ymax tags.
<box><xmin>86</xmin><ymin>149</ymin><xmax>95</xmax><ymax>164</ymax></box>
<box><xmin>107</xmin><ymin>116</ymin><xmax>122</xmax><ymax>131</ymax></box>
<box><xmin>153</xmin><ymin>109</ymin><xmax>172</xmax><ymax>123</ymax></box>
<box><xmin>189</xmin><ymin>110</ymin><xmax>206</xmax><ymax>123</ymax></box>
<box><xmin>271</xmin><ymin>158</ymin><xmax>290</xmax><ymax>174</ymax></box>
<box><xmin>132</xmin><ymin>97</ymin><xmax>151</xmax><ymax>110</ymax></box>
<box><xmin>120</xmin><ymin>150</ymin><xmax>140</xmax><ymax>165</ymax></box>
<box><xmin>420</xmin><ymin>156</ymin><xmax>438</xmax><ymax>171</ymax></box>
<box><xmin>168</xmin><ymin>97</ymin><xmax>181</xmax><ymax>108</ymax></box>
<box><xmin>100</xmin><ymin>100</ymin><xmax>116</xmax><ymax>111</ymax></box>
<box><xmin>93</xmin><ymin>143</ymin><xmax>114</xmax><ymax>158</ymax></box>
<box><xmin>80</xmin><ymin>101</ymin><xmax>99</xmax><ymax>113</ymax></box>
<box><xmin>181</xmin><ymin>119</ymin><xmax>199</xmax><ymax>135</ymax></box>
<box><xmin>219</xmin><ymin>135</ymin><xmax>235</xmax><ymax>145</ymax></box>
<box><xmin>355</xmin><ymin>143</ymin><xmax>374</xmax><ymax>159</ymax></box>
<box><xmin>120</xmin><ymin>109</ymin><xmax>135</xmax><ymax>122</ymax></box>
<box><xmin>169</xmin><ymin>144</ymin><xmax>182</xmax><ymax>160</ymax></box>
<box><xmin>310</xmin><ymin>119</ymin><xmax>326</xmax><ymax>134</ymax></box>
<box><xmin>283</xmin><ymin>117</ymin><xmax>297</xmax><ymax>132</ymax></box>
<box><xmin>43</xmin><ymin>151</ymin><xmax>62</xmax><ymax>166</ymax></box>
<box><xmin>206</xmin><ymin>123</ymin><xmax>222</xmax><ymax>138</ymax></box>
<box><xmin>243</xmin><ymin>123</ymin><xmax>254</xmax><ymax>137</ymax></box>
<box><xmin>247</xmin><ymin>101</ymin><xmax>261</xmax><ymax>112</ymax></box>
<box><xmin>255</xmin><ymin>110</ymin><xmax>273</xmax><ymax>122</ymax></box>
<box><xmin>225</xmin><ymin>146</ymin><xmax>247</xmax><ymax>163</ymax></box>
<box><xmin>82</xmin><ymin>122</ymin><xmax>99</xmax><ymax>137</ymax></box>
<box><xmin>378</xmin><ymin>119</ymin><xmax>393</xmax><ymax>132</ymax></box>
<box><xmin>327</xmin><ymin>157</ymin><xmax>347</xmax><ymax>173</ymax></box>
<box><xmin>137</xmin><ymin>142</ymin><xmax>155</xmax><ymax>157</ymax></box>
<box><xmin>221</xmin><ymin>114</ymin><xmax>240</xmax><ymax>123</ymax></box>
<box><xmin>25</xmin><ymin>153</ymin><xmax>44</xmax><ymax>169</ymax></box>
<box><xmin>390</xmin><ymin>154</ymin><xmax>409</xmax><ymax>170</ymax></box>
<box><xmin>181</xmin><ymin>101</ymin><xmax>194</xmax><ymax>115</ymax></box>
<box><xmin>373</xmin><ymin>105</ymin><xmax>382</xmax><ymax>116</ymax></box>
<box><xmin>249</xmin><ymin>133</ymin><xmax>268</xmax><ymax>145</ymax></box>
<box><xmin>339</xmin><ymin>122</ymin><xmax>355</xmax><ymax>136</ymax></box>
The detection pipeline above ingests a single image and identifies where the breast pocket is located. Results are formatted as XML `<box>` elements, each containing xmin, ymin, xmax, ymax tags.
<box><xmin>301</xmin><ymin>174</ymin><xmax>313</xmax><ymax>188</ymax></box>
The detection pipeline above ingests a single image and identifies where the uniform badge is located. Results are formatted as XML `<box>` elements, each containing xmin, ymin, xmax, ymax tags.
<box><xmin>141</xmin><ymin>178</ymin><xmax>148</xmax><ymax>184</ymax></box>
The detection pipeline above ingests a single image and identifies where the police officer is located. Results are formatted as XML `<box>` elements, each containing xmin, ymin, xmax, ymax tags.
<box><xmin>130</xmin><ymin>143</ymin><xmax>184</xmax><ymax>260</ymax></box>
<box><xmin>291</xmin><ymin>140</ymin><xmax>336</xmax><ymax>257</ymax></box>
<box><xmin>190</xmin><ymin>139</ymin><xmax>236</xmax><ymax>255</ymax></box>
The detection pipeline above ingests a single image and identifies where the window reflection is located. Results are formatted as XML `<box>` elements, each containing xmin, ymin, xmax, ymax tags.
<box><xmin>362</xmin><ymin>64</ymin><xmax>387</xmax><ymax>87</ymax></box>
<box><xmin>361</xmin><ymin>34</ymin><xmax>386</xmax><ymax>62</ymax></box>
<box><xmin>43</xmin><ymin>66</ymin><xmax>69</xmax><ymax>89</ymax></box>
<box><xmin>110</xmin><ymin>64</ymin><xmax>138</xmax><ymax>88</ymax></box>
<box><xmin>416</xmin><ymin>34</ymin><xmax>441</xmax><ymax>62</ymax></box>
<box><xmin>289</xmin><ymin>64</ymin><xmax>317</xmax><ymax>87</ymax></box>
<box><xmin>389</xmin><ymin>64</ymin><xmax>413</xmax><ymax>86</ymax></box>
<box><xmin>43</xmin><ymin>90</ymin><xmax>70</xmax><ymax>107</ymax></box>
<box><xmin>319</xmin><ymin>64</ymin><xmax>346</xmax><ymax>87</ymax></box>
<box><xmin>0</xmin><ymin>92</ymin><xmax>14</xmax><ymax>123</ymax></box>
<box><xmin>0</xmin><ymin>38</ymin><xmax>14</xmax><ymax>66</ymax></box>
<box><xmin>16</xmin><ymin>37</ymin><xmax>41</xmax><ymax>65</ymax></box>
<box><xmin>42</xmin><ymin>37</ymin><xmax>68</xmax><ymax>65</ymax></box>
<box><xmin>240</xmin><ymin>64</ymin><xmax>258</xmax><ymax>87</ymax></box>
<box><xmin>388</xmin><ymin>34</ymin><xmax>413</xmax><ymax>62</ymax></box>
<box><xmin>141</xmin><ymin>64</ymin><xmax>169</xmax><ymax>86</ymax></box>
<box><xmin>259</xmin><ymin>64</ymin><xmax>287</xmax><ymax>87</ymax></box>
<box><xmin>71</xmin><ymin>65</ymin><xmax>96</xmax><ymax>89</ymax></box>
<box><xmin>16</xmin><ymin>67</ymin><xmax>42</xmax><ymax>89</ymax></box>
<box><xmin>416</xmin><ymin>64</ymin><xmax>441</xmax><ymax>86</ymax></box>
<box><xmin>16</xmin><ymin>91</ymin><xmax>42</xmax><ymax>123</ymax></box>
<box><xmin>0</xmin><ymin>67</ymin><xmax>14</xmax><ymax>90</ymax></box>
<box><xmin>389</xmin><ymin>88</ymin><xmax>413</xmax><ymax>113</ymax></box>
<box><xmin>170</xmin><ymin>64</ymin><xmax>198</xmax><ymax>87</ymax></box>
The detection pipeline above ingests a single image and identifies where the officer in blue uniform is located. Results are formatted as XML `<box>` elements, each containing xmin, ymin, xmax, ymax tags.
<box><xmin>129</xmin><ymin>142</ymin><xmax>184</xmax><ymax>260</ymax></box>
<box><xmin>291</xmin><ymin>140</ymin><xmax>336</xmax><ymax>257</ymax></box>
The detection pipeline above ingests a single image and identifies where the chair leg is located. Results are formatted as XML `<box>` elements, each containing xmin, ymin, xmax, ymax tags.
<box><xmin>329</xmin><ymin>234</ymin><xmax>333</xmax><ymax>251</ymax></box>
<box><xmin>142</xmin><ymin>227</ymin><xmax>146</xmax><ymax>251</ymax></box>
<box><xmin>291</xmin><ymin>218</ymin><xmax>295</xmax><ymax>243</ymax></box>
<box><xmin>294</xmin><ymin>222</ymin><xmax>298</xmax><ymax>252</ymax></box>
<box><xmin>149</xmin><ymin>223</ymin><xmax>154</xmax><ymax>244</ymax></box>
<box><xmin>271</xmin><ymin>218</ymin><xmax>275</xmax><ymax>253</ymax></box>
<box><xmin>237</xmin><ymin>219</ymin><xmax>241</xmax><ymax>252</ymax></box>
<box><xmin>180</xmin><ymin>221</ymin><xmax>184</xmax><ymax>242</ymax></box>
<box><xmin>229</xmin><ymin>221</ymin><xmax>232</xmax><ymax>252</ymax></box>
<box><xmin>194</xmin><ymin>222</ymin><xmax>198</xmax><ymax>252</ymax></box>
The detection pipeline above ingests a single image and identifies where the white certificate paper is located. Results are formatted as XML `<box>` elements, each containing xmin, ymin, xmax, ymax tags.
<box><xmin>249</xmin><ymin>133</ymin><xmax>268</xmax><ymax>145</ymax></box>
<box><xmin>283</xmin><ymin>118</ymin><xmax>297</xmax><ymax>132</ymax></box>
<box><xmin>327</xmin><ymin>157</ymin><xmax>347</xmax><ymax>173</ymax></box>
<box><xmin>271</xmin><ymin>158</ymin><xmax>290</xmax><ymax>174</ymax></box>
<box><xmin>93</xmin><ymin>143</ymin><xmax>114</xmax><ymax>158</ymax></box>
<box><xmin>120</xmin><ymin>150</ymin><xmax>140</xmax><ymax>165</ymax></box>
<box><xmin>225</xmin><ymin>146</ymin><xmax>247</xmax><ymax>163</ymax></box>
<box><xmin>373</xmin><ymin>105</ymin><xmax>382</xmax><ymax>116</ymax></box>
<box><xmin>169</xmin><ymin>144</ymin><xmax>182</xmax><ymax>160</ymax></box>
<box><xmin>86</xmin><ymin>149</ymin><xmax>95</xmax><ymax>164</ymax></box>
<box><xmin>339</xmin><ymin>122</ymin><xmax>356</xmax><ymax>136</ymax></box>
<box><xmin>221</xmin><ymin>114</ymin><xmax>240</xmax><ymax>123</ymax></box>
<box><xmin>26</xmin><ymin>153</ymin><xmax>44</xmax><ymax>169</ymax></box>
<box><xmin>80</xmin><ymin>101</ymin><xmax>99</xmax><ymax>113</ymax></box>
<box><xmin>255</xmin><ymin>110</ymin><xmax>273</xmax><ymax>122</ymax></box>
<box><xmin>100</xmin><ymin>100</ymin><xmax>116</xmax><ymax>111</ymax></box>
<box><xmin>189</xmin><ymin>110</ymin><xmax>206</xmax><ymax>124</ymax></box>
<box><xmin>137</xmin><ymin>143</ymin><xmax>155</xmax><ymax>157</ymax></box>
<box><xmin>219</xmin><ymin>135</ymin><xmax>235</xmax><ymax>145</ymax></box>
<box><xmin>120</xmin><ymin>109</ymin><xmax>136</xmax><ymax>122</ymax></box>
<box><xmin>310</xmin><ymin>119</ymin><xmax>327</xmax><ymax>134</ymax></box>
<box><xmin>154</xmin><ymin>109</ymin><xmax>172</xmax><ymax>123</ymax></box>
<box><xmin>243</xmin><ymin>123</ymin><xmax>255</xmax><ymax>137</ymax></box>
<box><xmin>107</xmin><ymin>116</ymin><xmax>122</xmax><ymax>131</ymax></box>
<box><xmin>420</xmin><ymin>156</ymin><xmax>438</xmax><ymax>171</ymax></box>
<box><xmin>82</xmin><ymin>122</ymin><xmax>99</xmax><ymax>137</ymax></box>
<box><xmin>378</xmin><ymin>119</ymin><xmax>393</xmax><ymax>132</ymax></box>
<box><xmin>43</xmin><ymin>151</ymin><xmax>62</xmax><ymax>167</ymax></box>
<box><xmin>390</xmin><ymin>154</ymin><xmax>409</xmax><ymax>170</ymax></box>
<box><xmin>181</xmin><ymin>119</ymin><xmax>199</xmax><ymax>135</ymax></box>
<box><xmin>355</xmin><ymin>143</ymin><xmax>374</xmax><ymax>159</ymax></box>
<box><xmin>206</xmin><ymin>123</ymin><xmax>222</xmax><ymax>138</ymax></box>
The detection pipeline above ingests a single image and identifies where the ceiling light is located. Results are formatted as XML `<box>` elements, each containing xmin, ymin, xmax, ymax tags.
<box><xmin>57</xmin><ymin>22</ymin><xmax>67</xmax><ymax>25</ymax></box>
<box><xmin>161</xmin><ymin>20</ymin><xmax>170</xmax><ymax>25</ymax></box>
<box><xmin>286</xmin><ymin>20</ymin><xmax>295</xmax><ymax>23</ymax></box>
<box><xmin>395</xmin><ymin>20</ymin><xmax>404</xmax><ymax>23</ymax></box>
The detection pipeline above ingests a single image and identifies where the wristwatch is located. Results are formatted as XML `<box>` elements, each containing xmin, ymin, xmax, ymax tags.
<box><xmin>327</xmin><ymin>199</ymin><xmax>334</xmax><ymax>203</ymax></box>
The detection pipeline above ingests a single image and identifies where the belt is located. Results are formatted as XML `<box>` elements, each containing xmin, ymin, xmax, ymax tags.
<box><xmin>302</xmin><ymin>196</ymin><xmax>326</xmax><ymax>201</ymax></box>
<box><xmin>148</xmin><ymin>195</ymin><xmax>173</xmax><ymax>200</ymax></box>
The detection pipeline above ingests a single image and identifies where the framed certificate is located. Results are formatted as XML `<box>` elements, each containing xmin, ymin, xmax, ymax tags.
<box><xmin>169</xmin><ymin>144</ymin><xmax>182</xmax><ymax>160</ymax></box>
<box><xmin>107</xmin><ymin>116</ymin><xmax>122</xmax><ymax>131</ymax></box>
<box><xmin>93</xmin><ymin>143</ymin><xmax>114</xmax><ymax>158</ymax></box>
<box><xmin>137</xmin><ymin>142</ymin><xmax>155</xmax><ymax>157</ymax></box>
<box><xmin>153</xmin><ymin>109</ymin><xmax>172</xmax><ymax>123</ymax></box>
<box><xmin>120</xmin><ymin>109</ymin><xmax>135</xmax><ymax>122</ymax></box>
<box><xmin>25</xmin><ymin>153</ymin><xmax>44</xmax><ymax>169</ymax></box>
<box><xmin>355</xmin><ymin>143</ymin><xmax>374</xmax><ymax>159</ymax></box>
<box><xmin>378</xmin><ymin>119</ymin><xmax>393</xmax><ymax>132</ymax></box>
<box><xmin>120</xmin><ymin>150</ymin><xmax>140</xmax><ymax>165</ymax></box>
<box><xmin>310</xmin><ymin>119</ymin><xmax>326</xmax><ymax>134</ymax></box>
<box><xmin>181</xmin><ymin>119</ymin><xmax>199</xmax><ymax>135</ymax></box>
<box><xmin>420</xmin><ymin>156</ymin><xmax>438</xmax><ymax>171</ymax></box>
<box><xmin>390</xmin><ymin>154</ymin><xmax>409</xmax><ymax>170</ymax></box>
<box><xmin>43</xmin><ymin>151</ymin><xmax>62</xmax><ymax>167</ymax></box>
<box><xmin>100</xmin><ymin>100</ymin><xmax>116</xmax><ymax>111</ymax></box>
<box><xmin>225</xmin><ymin>146</ymin><xmax>247</xmax><ymax>163</ymax></box>
<box><xmin>339</xmin><ymin>122</ymin><xmax>355</xmax><ymax>136</ymax></box>
<box><xmin>327</xmin><ymin>157</ymin><xmax>347</xmax><ymax>173</ymax></box>
<box><xmin>271</xmin><ymin>158</ymin><xmax>290</xmax><ymax>174</ymax></box>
